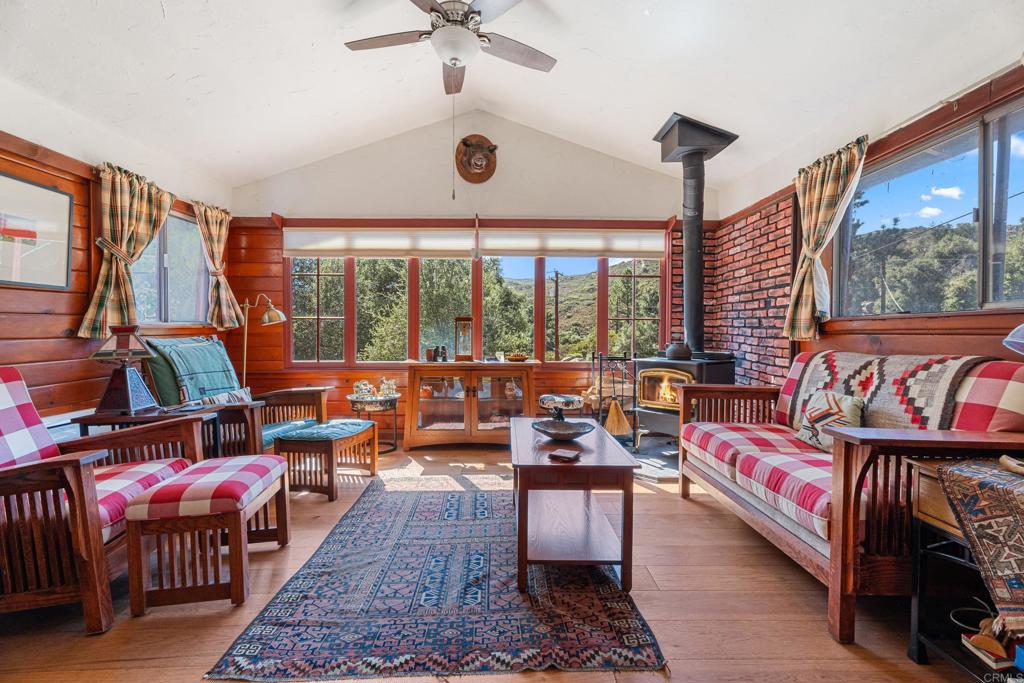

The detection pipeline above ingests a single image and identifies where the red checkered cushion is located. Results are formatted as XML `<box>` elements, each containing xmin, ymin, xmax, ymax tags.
<box><xmin>950</xmin><ymin>361</ymin><xmax>1024</xmax><ymax>432</ymax></box>
<box><xmin>774</xmin><ymin>351</ymin><xmax>815</xmax><ymax>428</ymax></box>
<box><xmin>680</xmin><ymin>421</ymin><xmax>821</xmax><ymax>479</ymax></box>
<box><xmin>93</xmin><ymin>459</ymin><xmax>191</xmax><ymax>542</ymax></box>
<box><xmin>735</xmin><ymin>450</ymin><xmax>834</xmax><ymax>540</ymax></box>
<box><xmin>126</xmin><ymin>455</ymin><xmax>287</xmax><ymax>521</ymax></box>
<box><xmin>0</xmin><ymin>367</ymin><xmax>60</xmax><ymax>469</ymax></box>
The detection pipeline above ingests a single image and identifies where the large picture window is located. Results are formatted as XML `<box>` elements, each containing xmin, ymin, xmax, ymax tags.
<box><xmin>419</xmin><ymin>258</ymin><xmax>471</xmax><ymax>359</ymax></box>
<box><xmin>134</xmin><ymin>213</ymin><xmax>210</xmax><ymax>323</ymax></box>
<box><xmin>545</xmin><ymin>257</ymin><xmax>598</xmax><ymax>362</ymax></box>
<box><xmin>836</xmin><ymin>99</ymin><xmax>1024</xmax><ymax>316</ymax></box>
<box><xmin>290</xmin><ymin>257</ymin><xmax>344</xmax><ymax>362</ymax></box>
<box><xmin>356</xmin><ymin>258</ymin><xmax>408</xmax><ymax>361</ymax></box>
<box><xmin>284</xmin><ymin>222</ymin><xmax>667</xmax><ymax>366</ymax></box>
<box><xmin>482</xmin><ymin>256</ymin><xmax>534</xmax><ymax>359</ymax></box>
<box><xmin>608</xmin><ymin>258</ymin><xmax>661</xmax><ymax>357</ymax></box>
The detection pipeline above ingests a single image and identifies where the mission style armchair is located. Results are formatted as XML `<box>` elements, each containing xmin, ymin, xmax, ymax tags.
<box><xmin>677</xmin><ymin>352</ymin><xmax>1024</xmax><ymax>644</ymax></box>
<box><xmin>0</xmin><ymin>367</ymin><xmax>207</xmax><ymax>634</ymax></box>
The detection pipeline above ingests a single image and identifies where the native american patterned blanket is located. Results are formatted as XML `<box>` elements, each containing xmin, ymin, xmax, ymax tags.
<box><xmin>206</xmin><ymin>478</ymin><xmax>665</xmax><ymax>681</ymax></box>
<box><xmin>787</xmin><ymin>351</ymin><xmax>991</xmax><ymax>432</ymax></box>
<box><xmin>939</xmin><ymin>459</ymin><xmax>1024</xmax><ymax>633</ymax></box>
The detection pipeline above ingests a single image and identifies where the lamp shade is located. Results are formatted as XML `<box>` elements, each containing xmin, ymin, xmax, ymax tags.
<box><xmin>90</xmin><ymin>325</ymin><xmax>155</xmax><ymax>362</ymax></box>
<box><xmin>1004</xmin><ymin>323</ymin><xmax>1024</xmax><ymax>356</ymax></box>
<box><xmin>260</xmin><ymin>304</ymin><xmax>287</xmax><ymax>326</ymax></box>
<box><xmin>430</xmin><ymin>25</ymin><xmax>480</xmax><ymax>67</ymax></box>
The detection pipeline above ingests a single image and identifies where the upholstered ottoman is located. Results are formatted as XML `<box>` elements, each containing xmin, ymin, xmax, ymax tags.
<box><xmin>125</xmin><ymin>455</ymin><xmax>290</xmax><ymax>615</ymax></box>
<box><xmin>274</xmin><ymin>419</ymin><xmax>378</xmax><ymax>501</ymax></box>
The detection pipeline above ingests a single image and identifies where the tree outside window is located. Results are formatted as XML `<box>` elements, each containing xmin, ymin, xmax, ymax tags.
<box><xmin>545</xmin><ymin>257</ymin><xmax>598</xmax><ymax>361</ymax></box>
<box><xmin>482</xmin><ymin>256</ymin><xmax>533</xmax><ymax>358</ymax></box>
<box><xmin>356</xmin><ymin>258</ymin><xmax>408</xmax><ymax>361</ymax></box>
<box><xmin>419</xmin><ymin>258</ymin><xmax>471</xmax><ymax>359</ymax></box>
<box><xmin>608</xmin><ymin>258</ymin><xmax>660</xmax><ymax>358</ymax></box>
<box><xmin>290</xmin><ymin>257</ymin><xmax>344</xmax><ymax>362</ymax></box>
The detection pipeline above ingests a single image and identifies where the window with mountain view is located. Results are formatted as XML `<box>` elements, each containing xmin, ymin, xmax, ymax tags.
<box><xmin>290</xmin><ymin>257</ymin><xmax>344</xmax><ymax>362</ymax></box>
<box><xmin>419</xmin><ymin>258</ymin><xmax>471</xmax><ymax>359</ymax></box>
<box><xmin>989</xmin><ymin>102</ymin><xmax>1024</xmax><ymax>303</ymax></box>
<box><xmin>545</xmin><ymin>257</ymin><xmax>598</xmax><ymax>361</ymax></box>
<box><xmin>836</xmin><ymin>126</ymin><xmax>981</xmax><ymax>316</ymax></box>
<box><xmin>356</xmin><ymin>258</ymin><xmax>408</xmax><ymax>361</ymax></box>
<box><xmin>609</xmin><ymin>258</ymin><xmax>660</xmax><ymax>357</ymax></box>
<box><xmin>482</xmin><ymin>256</ymin><xmax>534</xmax><ymax>359</ymax></box>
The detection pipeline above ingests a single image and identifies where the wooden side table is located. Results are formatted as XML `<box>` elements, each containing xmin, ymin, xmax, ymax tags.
<box><xmin>908</xmin><ymin>458</ymin><xmax>1023</xmax><ymax>680</ymax></box>
<box><xmin>73</xmin><ymin>407</ymin><xmax>222</xmax><ymax>457</ymax></box>
<box><xmin>510</xmin><ymin>417</ymin><xmax>637</xmax><ymax>593</ymax></box>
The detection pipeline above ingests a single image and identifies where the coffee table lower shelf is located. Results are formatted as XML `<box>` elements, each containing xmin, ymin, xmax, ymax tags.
<box><xmin>524</xmin><ymin>490</ymin><xmax>622</xmax><ymax>565</ymax></box>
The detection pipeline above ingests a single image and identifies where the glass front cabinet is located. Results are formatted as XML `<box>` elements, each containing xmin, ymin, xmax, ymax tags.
<box><xmin>405</xmin><ymin>363</ymin><xmax>536</xmax><ymax>448</ymax></box>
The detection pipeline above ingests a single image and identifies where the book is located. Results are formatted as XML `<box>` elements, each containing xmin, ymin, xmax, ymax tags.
<box><xmin>962</xmin><ymin>633</ymin><xmax>1016</xmax><ymax>671</ymax></box>
<box><xmin>548</xmin><ymin>449</ymin><xmax>582</xmax><ymax>463</ymax></box>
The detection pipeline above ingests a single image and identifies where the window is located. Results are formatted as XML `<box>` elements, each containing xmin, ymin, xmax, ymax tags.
<box><xmin>134</xmin><ymin>213</ymin><xmax>210</xmax><ymax>323</ymax></box>
<box><xmin>608</xmin><ymin>258</ymin><xmax>661</xmax><ymax>357</ymax></box>
<box><xmin>482</xmin><ymin>256</ymin><xmax>534</xmax><ymax>359</ymax></box>
<box><xmin>419</xmin><ymin>258</ymin><xmax>471</xmax><ymax>359</ymax></box>
<box><xmin>290</xmin><ymin>257</ymin><xmax>344</xmax><ymax>362</ymax></box>
<box><xmin>356</xmin><ymin>258</ymin><xmax>408</xmax><ymax>361</ymax></box>
<box><xmin>837</xmin><ymin>100</ymin><xmax>1024</xmax><ymax>316</ymax></box>
<box><xmin>545</xmin><ymin>257</ymin><xmax>598</xmax><ymax>361</ymax></box>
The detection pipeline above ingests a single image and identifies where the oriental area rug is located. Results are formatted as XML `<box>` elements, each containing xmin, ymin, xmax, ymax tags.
<box><xmin>206</xmin><ymin>476</ymin><xmax>665</xmax><ymax>681</ymax></box>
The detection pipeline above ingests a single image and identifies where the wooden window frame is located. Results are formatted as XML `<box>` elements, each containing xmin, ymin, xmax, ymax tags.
<box><xmin>280</xmin><ymin>218</ymin><xmax>674</xmax><ymax>369</ymax></box>
<box><xmin>607</xmin><ymin>257</ymin><xmax>664</xmax><ymax>358</ymax></box>
<box><xmin>134</xmin><ymin>206</ymin><xmax>211</xmax><ymax>327</ymax></box>
<box><xmin>283</xmin><ymin>256</ymin><xmax>349</xmax><ymax>368</ymax></box>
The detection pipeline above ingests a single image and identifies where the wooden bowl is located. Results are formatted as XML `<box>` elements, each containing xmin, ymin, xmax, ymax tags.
<box><xmin>507</xmin><ymin>354</ymin><xmax>529</xmax><ymax>363</ymax></box>
<box><xmin>531</xmin><ymin>419</ymin><xmax>595</xmax><ymax>442</ymax></box>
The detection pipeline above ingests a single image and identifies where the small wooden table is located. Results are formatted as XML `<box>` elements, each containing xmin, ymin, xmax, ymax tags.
<box><xmin>510</xmin><ymin>417</ymin><xmax>637</xmax><ymax>592</ymax></box>
<box><xmin>73</xmin><ymin>407</ymin><xmax>222</xmax><ymax>456</ymax></box>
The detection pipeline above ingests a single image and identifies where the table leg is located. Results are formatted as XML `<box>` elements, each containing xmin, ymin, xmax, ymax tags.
<box><xmin>517</xmin><ymin>474</ymin><xmax>529</xmax><ymax>592</ymax></box>
<box><xmin>79</xmin><ymin>424</ymin><xmax>89</xmax><ymax>438</ymax></box>
<box><xmin>621</xmin><ymin>474</ymin><xmax>633</xmax><ymax>592</ymax></box>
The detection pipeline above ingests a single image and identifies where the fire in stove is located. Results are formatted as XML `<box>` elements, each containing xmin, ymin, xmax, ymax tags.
<box><xmin>638</xmin><ymin>368</ymin><xmax>695</xmax><ymax>411</ymax></box>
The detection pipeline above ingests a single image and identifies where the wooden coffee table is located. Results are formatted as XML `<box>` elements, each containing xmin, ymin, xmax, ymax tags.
<box><xmin>510</xmin><ymin>417</ymin><xmax>638</xmax><ymax>592</ymax></box>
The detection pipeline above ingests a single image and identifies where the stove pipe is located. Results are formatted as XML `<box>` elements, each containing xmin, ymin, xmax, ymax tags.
<box><xmin>654</xmin><ymin>114</ymin><xmax>738</xmax><ymax>354</ymax></box>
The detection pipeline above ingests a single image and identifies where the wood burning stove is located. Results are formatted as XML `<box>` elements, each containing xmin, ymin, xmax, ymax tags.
<box><xmin>634</xmin><ymin>354</ymin><xmax>735</xmax><ymax>436</ymax></box>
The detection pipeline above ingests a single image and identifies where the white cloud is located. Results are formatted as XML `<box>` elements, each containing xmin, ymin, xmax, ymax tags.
<box><xmin>920</xmin><ymin>194</ymin><xmax>932</xmax><ymax>201</ymax></box>
<box><xmin>917</xmin><ymin>206</ymin><xmax>943</xmax><ymax>219</ymax></box>
<box><xmin>1012</xmin><ymin>134</ymin><xmax>1024</xmax><ymax>158</ymax></box>
<box><xmin>931</xmin><ymin>186</ymin><xmax>963</xmax><ymax>200</ymax></box>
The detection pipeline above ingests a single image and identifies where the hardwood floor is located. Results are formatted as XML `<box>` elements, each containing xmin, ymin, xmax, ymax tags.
<box><xmin>0</xmin><ymin>448</ymin><xmax>961</xmax><ymax>682</ymax></box>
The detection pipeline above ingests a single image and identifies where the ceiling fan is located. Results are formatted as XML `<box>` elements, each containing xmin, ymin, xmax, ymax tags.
<box><xmin>345</xmin><ymin>0</ymin><xmax>557</xmax><ymax>95</ymax></box>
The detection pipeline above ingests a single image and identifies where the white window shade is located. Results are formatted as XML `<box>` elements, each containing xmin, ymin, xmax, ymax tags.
<box><xmin>478</xmin><ymin>229</ymin><xmax>665</xmax><ymax>257</ymax></box>
<box><xmin>284</xmin><ymin>228</ymin><xmax>477</xmax><ymax>258</ymax></box>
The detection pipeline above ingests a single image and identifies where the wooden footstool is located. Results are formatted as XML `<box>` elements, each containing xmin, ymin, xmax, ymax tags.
<box><xmin>125</xmin><ymin>455</ymin><xmax>290</xmax><ymax>615</ymax></box>
<box><xmin>274</xmin><ymin>419</ymin><xmax>378</xmax><ymax>501</ymax></box>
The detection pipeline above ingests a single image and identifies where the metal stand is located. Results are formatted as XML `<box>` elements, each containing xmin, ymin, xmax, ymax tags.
<box><xmin>351</xmin><ymin>400</ymin><xmax>399</xmax><ymax>455</ymax></box>
<box><xmin>590</xmin><ymin>353</ymin><xmax>639</xmax><ymax>451</ymax></box>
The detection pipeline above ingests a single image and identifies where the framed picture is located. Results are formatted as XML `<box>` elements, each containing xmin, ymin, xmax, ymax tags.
<box><xmin>0</xmin><ymin>172</ymin><xmax>73</xmax><ymax>290</ymax></box>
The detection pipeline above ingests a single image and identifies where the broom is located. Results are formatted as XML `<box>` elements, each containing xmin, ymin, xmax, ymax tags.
<box><xmin>604</xmin><ymin>397</ymin><xmax>632</xmax><ymax>437</ymax></box>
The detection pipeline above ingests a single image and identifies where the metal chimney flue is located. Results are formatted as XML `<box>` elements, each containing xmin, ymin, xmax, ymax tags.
<box><xmin>654</xmin><ymin>114</ymin><xmax>738</xmax><ymax>355</ymax></box>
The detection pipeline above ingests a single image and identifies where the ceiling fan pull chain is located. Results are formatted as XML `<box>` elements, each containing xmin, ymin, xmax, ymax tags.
<box><xmin>452</xmin><ymin>94</ymin><xmax>456</xmax><ymax>201</ymax></box>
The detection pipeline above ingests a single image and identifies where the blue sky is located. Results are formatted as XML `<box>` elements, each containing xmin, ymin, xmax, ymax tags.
<box><xmin>853</xmin><ymin>130</ymin><xmax>1024</xmax><ymax>235</ymax></box>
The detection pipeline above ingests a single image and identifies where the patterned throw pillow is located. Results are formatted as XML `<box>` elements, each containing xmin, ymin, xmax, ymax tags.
<box><xmin>200</xmin><ymin>387</ymin><xmax>253</xmax><ymax>405</ymax></box>
<box><xmin>795</xmin><ymin>391</ymin><xmax>864</xmax><ymax>452</ymax></box>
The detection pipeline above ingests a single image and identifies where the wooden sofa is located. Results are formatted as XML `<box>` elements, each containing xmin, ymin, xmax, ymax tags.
<box><xmin>142</xmin><ymin>336</ymin><xmax>332</xmax><ymax>454</ymax></box>
<box><xmin>677</xmin><ymin>351</ymin><xmax>1024</xmax><ymax>644</ymax></box>
<box><xmin>0</xmin><ymin>367</ymin><xmax>207</xmax><ymax>634</ymax></box>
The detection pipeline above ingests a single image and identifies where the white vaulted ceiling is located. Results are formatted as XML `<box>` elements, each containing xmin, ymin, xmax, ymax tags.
<box><xmin>1</xmin><ymin>0</ymin><xmax>1023</xmax><ymax>214</ymax></box>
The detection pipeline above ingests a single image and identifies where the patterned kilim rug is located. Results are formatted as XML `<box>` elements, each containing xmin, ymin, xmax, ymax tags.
<box><xmin>206</xmin><ymin>475</ymin><xmax>666</xmax><ymax>681</ymax></box>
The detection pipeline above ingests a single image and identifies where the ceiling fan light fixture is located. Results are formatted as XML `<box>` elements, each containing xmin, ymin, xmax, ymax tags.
<box><xmin>430</xmin><ymin>25</ymin><xmax>480</xmax><ymax>67</ymax></box>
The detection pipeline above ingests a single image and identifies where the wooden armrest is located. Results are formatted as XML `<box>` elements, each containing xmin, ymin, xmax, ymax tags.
<box><xmin>57</xmin><ymin>415</ymin><xmax>207</xmax><ymax>453</ymax></box>
<box><xmin>0</xmin><ymin>450</ymin><xmax>108</xmax><ymax>480</ymax></box>
<box><xmin>254</xmin><ymin>386</ymin><xmax>334</xmax><ymax>399</ymax></box>
<box><xmin>825</xmin><ymin>427</ymin><xmax>1024</xmax><ymax>458</ymax></box>
<box><xmin>677</xmin><ymin>384</ymin><xmax>781</xmax><ymax>398</ymax></box>
<box><xmin>195</xmin><ymin>400</ymin><xmax>267</xmax><ymax>411</ymax></box>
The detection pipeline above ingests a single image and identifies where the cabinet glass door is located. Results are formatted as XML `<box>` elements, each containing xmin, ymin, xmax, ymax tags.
<box><xmin>475</xmin><ymin>374</ymin><xmax>526</xmax><ymax>432</ymax></box>
<box><xmin>416</xmin><ymin>375</ymin><xmax>468</xmax><ymax>431</ymax></box>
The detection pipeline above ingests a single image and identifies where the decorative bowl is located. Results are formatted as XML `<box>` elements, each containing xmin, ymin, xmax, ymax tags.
<box><xmin>531</xmin><ymin>419</ymin><xmax>595</xmax><ymax>442</ymax></box>
<box><xmin>507</xmin><ymin>354</ymin><xmax>529</xmax><ymax>362</ymax></box>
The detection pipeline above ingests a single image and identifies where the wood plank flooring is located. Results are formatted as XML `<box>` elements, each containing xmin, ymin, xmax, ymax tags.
<box><xmin>0</xmin><ymin>448</ymin><xmax>962</xmax><ymax>682</ymax></box>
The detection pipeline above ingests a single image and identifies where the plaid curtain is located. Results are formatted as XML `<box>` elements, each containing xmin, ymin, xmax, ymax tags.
<box><xmin>193</xmin><ymin>201</ymin><xmax>243</xmax><ymax>330</ymax></box>
<box><xmin>77</xmin><ymin>163</ymin><xmax>175</xmax><ymax>339</ymax></box>
<box><xmin>783</xmin><ymin>136</ymin><xmax>869</xmax><ymax>341</ymax></box>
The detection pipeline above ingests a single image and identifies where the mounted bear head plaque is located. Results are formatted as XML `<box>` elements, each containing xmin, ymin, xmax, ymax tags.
<box><xmin>456</xmin><ymin>134</ymin><xmax>498</xmax><ymax>184</ymax></box>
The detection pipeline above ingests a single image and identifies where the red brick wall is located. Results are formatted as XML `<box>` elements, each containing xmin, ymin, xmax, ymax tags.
<box><xmin>669</xmin><ymin>195</ymin><xmax>796</xmax><ymax>385</ymax></box>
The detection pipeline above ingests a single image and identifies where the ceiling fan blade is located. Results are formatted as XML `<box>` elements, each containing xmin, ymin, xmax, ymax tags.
<box><xmin>471</xmin><ymin>0</ymin><xmax>522</xmax><ymax>22</ymax></box>
<box><xmin>480</xmin><ymin>33</ymin><xmax>556</xmax><ymax>72</ymax></box>
<box><xmin>443</xmin><ymin>63</ymin><xmax>466</xmax><ymax>95</ymax></box>
<box><xmin>409</xmin><ymin>0</ymin><xmax>445</xmax><ymax>13</ymax></box>
<box><xmin>345</xmin><ymin>31</ymin><xmax>430</xmax><ymax>51</ymax></box>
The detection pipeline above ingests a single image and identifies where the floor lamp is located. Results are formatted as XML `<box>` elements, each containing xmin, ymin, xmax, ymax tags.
<box><xmin>241</xmin><ymin>293</ymin><xmax>287</xmax><ymax>387</ymax></box>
